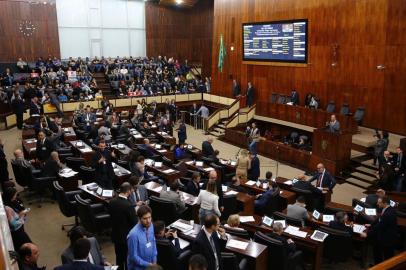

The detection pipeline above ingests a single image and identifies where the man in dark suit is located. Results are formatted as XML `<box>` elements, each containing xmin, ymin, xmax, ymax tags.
<box><xmin>154</xmin><ymin>220</ymin><xmax>182</xmax><ymax>257</ymax></box>
<box><xmin>254</xmin><ymin>180</ymin><xmax>280</xmax><ymax>214</ymax></box>
<box><xmin>11</xmin><ymin>93</ymin><xmax>25</xmax><ymax>129</ymax></box>
<box><xmin>290</xmin><ymin>89</ymin><xmax>299</xmax><ymax>105</ymax></box>
<box><xmin>30</xmin><ymin>97</ymin><xmax>41</xmax><ymax>116</ymax></box>
<box><xmin>61</xmin><ymin>226</ymin><xmax>107</xmax><ymax>266</ymax></box>
<box><xmin>19</xmin><ymin>243</ymin><xmax>45</xmax><ymax>270</ymax></box>
<box><xmin>202</xmin><ymin>137</ymin><xmax>215</xmax><ymax>157</ymax></box>
<box><xmin>308</xmin><ymin>163</ymin><xmax>336</xmax><ymax>191</ymax></box>
<box><xmin>176</xmin><ymin>120</ymin><xmax>187</xmax><ymax>145</ymax></box>
<box><xmin>248</xmin><ymin>153</ymin><xmax>260</xmax><ymax>181</ymax></box>
<box><xmin>36</xmin><ymin>130</ymin><xmax>55</xmax><ymax>162</ymax></box>
<box><xmin>192</xmin><ymin>214</ymin><xmax>227</xmax><ymax>270</ymax></box>
<box><xmin>108</xmin><ymin>182</ymin><xmax>138</xmax><ymax>270</ymax></box>
<box><xmin>361</xmin><ymin>196</ymin><xmax>398</xmax><ymax>264</ymax></box>
<box><xmin>393</xmin><ymin>147</ymin><xmax>405</xmax><ymax>191</ymax></box>
<box><xmin>186</xmin><ymin>172</ymin><xmax>201</xmax><ymax>196</ymax></box>
<box><xmin>246</xmin><ymin>82</ymin><xmax>255</xmax><ymax>107</ymax></box>
<box><xmin>365</xmin><ymin>189</ymin><xmax>386</xmax><ymax>208</ymax></box>
<box><xmin>54</xmin><ymin>238</ymin><xmax>104</xmax><ymax>270</ymax></box>
<box><xmin>232</xmin><ymin>79</ymin><xmax>240</xmax><ymax>98</ymax></box>
<box><xmin>91</xmin><ymin>140</ymin><xmax>115</xmax><ymax>189</ymax></box>
<box><xmin>293</xmin><ymin>175</ymin><xmax>323</xmax><ymax>195</ymax></box>
<box><xmin>268</xmin><ymin>222</ymin><xmax>298</xmax><ymax>255</ymax></box>
<box><xmin>329</xmin><ymin>211</ymin><xmax>353</xmax><ymax>235</ymax></box>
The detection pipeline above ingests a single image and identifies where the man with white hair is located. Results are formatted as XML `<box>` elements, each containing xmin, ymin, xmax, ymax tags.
<box><xmin>202</xmin><ymin>137</ymin><xmax>215</xmax><ymax>157</ymax></box>
<box><xmin>12</xmin><ymin>149</ymin><xmax>35</xmax><ymax>170</ymax></box>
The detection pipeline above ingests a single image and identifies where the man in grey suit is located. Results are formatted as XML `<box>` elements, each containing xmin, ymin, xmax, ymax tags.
<box><xmin>286</xmin><ymin>196</ymin><xmax>309</xmax><ymax>226</ymax></box>
<box><xmin>61</xmin><ymin>226</ymin><xmax>109</xmax><ymax>266</ymax></box>
<box><xmin>128</xmin><ymin>176</ymin><xmax>149</xmax><ymax>208</ymax></box>
<box><xmin>327</xmin><ymin>114</ymin><xmax>340</xmax><ymax>133</ymax></box>
<box><xmin>160</xmin><ymin>181</ymin><xmax>186</xmax><ymax>215</ymax></box>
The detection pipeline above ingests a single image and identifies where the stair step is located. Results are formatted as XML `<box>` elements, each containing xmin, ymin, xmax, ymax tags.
<box><xmin>350</xmin><ymin>172</ymin><xmax>377</xmax><ymax>183</ymax></box>
<box><xmin>354</xmin><ymin>166</ymin><xmax>377</xmax><ymax>177</ymax></box>
<box><xmin>346</xmin><ymin>177</ymin><xmax>374</xmax><ymax>189</ymax></box>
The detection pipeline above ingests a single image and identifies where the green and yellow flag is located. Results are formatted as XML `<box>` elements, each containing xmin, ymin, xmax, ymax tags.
<box><xmin>217</xmin><ymin>34</ymin><xmax>226</xmax><ymax>72</ymax></box>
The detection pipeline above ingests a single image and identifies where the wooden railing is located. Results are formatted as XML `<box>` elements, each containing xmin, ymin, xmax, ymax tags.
<box><xmin>204</xmin><ymin>97</ymin><xmax>241</xmax><ymax>130</ymax></box>
<box><xmin>225</xmin><ymin>104</ymin><xmax>256</xmax><ymax>129</ymax></box>
<box><xmin>368</xmin><ymin>251</ymin><xmax>406</xmax><ymax>270</ymax></box>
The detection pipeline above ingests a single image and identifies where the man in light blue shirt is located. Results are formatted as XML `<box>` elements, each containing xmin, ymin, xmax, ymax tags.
<box><xmin>196</xmin><ymin>105</ymin><xmax>209</xmax><ymax>119</ymax></box>
<box><xmin>127</xmin><ymin>205</ymin><xmax>157</xmax><ymax>270</ymax></box>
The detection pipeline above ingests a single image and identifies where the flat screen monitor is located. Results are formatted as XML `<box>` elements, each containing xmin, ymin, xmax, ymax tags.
<box><xmin>243</xmin><ymin>19</ymin><xmax>308</xmax><ymax>63</ymax></box>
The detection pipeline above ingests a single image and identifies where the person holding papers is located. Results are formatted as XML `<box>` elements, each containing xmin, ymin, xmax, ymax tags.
<box><xmin>328</xmin><ymin>211</ymin><xmax>353</xmax><ymax>235</ymax></box>
<box><xmin>287</xmin><ymin>196</ymin><xmax>310</xmax><ymax>226</ymax></box>
<box><xmin>308</xmin><ymin>163</ymin><xmax>336</xmax><ymax>192</ymax></box>
<box><xmin>195</xmin><ymin>181</ymin><xmax>221</xmax><ymax>224</ymax></box>
<box><xmin>192</xmin><ymin>214</ymin><xmax>227</xmax><ymax>270</ymax></box>
<box><xmin>360</xmin><ymin>196</ymin><xmax>398</xmax><ymax>265</ymax></box>
<box><xmin>91</xmin><ymin>140</ymin><xmax>115</xmax><ymax>189</ymax></box>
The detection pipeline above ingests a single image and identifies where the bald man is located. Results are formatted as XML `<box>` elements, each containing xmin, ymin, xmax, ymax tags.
<box><xmin>308</xmin><ymin>163</ymin><xmax>336</xmax><ymax>191</ymax></box>
<box><xmin>202</xmin><ymin>137</ymin><xmax>215</xmax><ymax>157</ymax></box>
<box><xmin>12</xmin><ymin>149</ymin><xmax>35</xmax><ymax>170</ymax></box>
<box><xmin>19</xmin><ymin>243</ymin><xmax>44</xmax><ymax>270</ymax></box>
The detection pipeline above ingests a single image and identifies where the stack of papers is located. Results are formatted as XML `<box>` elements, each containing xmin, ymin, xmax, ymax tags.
<box><xmin>284</xmin><ymin>226</ymin><xmax>307</xmax><ymax>238</ymax></box>
<box><xmin>239</xmin><ymin>216</ymin><xmax>255</xmax><ymax>223</ymax></box>
<box><xmin>152</xmin><ymin>186</ymin><xmax>163</xmax><ymax>193</ymax></box>
<box><xmin>81</xmin><ymin>148</ymin><xmax>93</xmax><ymax>153</ymax></box>
<box><xmin>353</xmin><ymin>224</ymin><xmax>366</xmax><ymax>234</ymax></box>
<box><xmin>29</xmin><ymin>147</ymin><xmax>36</xmax><ymax>152</ymax></box>
<box><xmin>157</xmin><ymin>150</ymin><xmax>167</xmax><ymax>153</ymax></box>
<box><xmin>25</xmin><ymin>139</ymin><xmax>37</xmax><ymax>143</ymax></box>
<box><xmin>163</xmin><ymin>168</ymin><xmax>175</xmax><ymax>174</ymax></box>
<box><xmin>203</xmin><ymin>167</ymin><xmax>214</xmax><ymax>172</ymax></box>
<box><xmin>310</xmin><ymin>230</ymin><xmax>329</xmax><ymax>242</ymax></box>
<box><xmin>245</xmin><ymin>180</ymin><xmax>256</xmax><ymax>186</ymax></box>
<box><xmin>226</xmin><ymin>239</ymin><xmax>249</xmax><ymax>250</ymax></box>
<box><xmin>59</xmin><ymin>169</ymin><xmax>78</xmax><ymax>178</ymax></box>
<box><xmin>185</xmin><ymin>160</ymin><xmax>194</xmax><ymax>165</ymax></box>
<box><xmin>145</xmin><ymin>159</ymin><xmax>154</xmax><ymax>166</ymax></box>
<box><xmin>171</xmin><ymin>221</ymin><xmax>194</xmax><ymax>233</ymax></box>
<box><xmin>225</xmin><ymin>190</ymin><xmax>238</xmax><ymax>196</ymax></box>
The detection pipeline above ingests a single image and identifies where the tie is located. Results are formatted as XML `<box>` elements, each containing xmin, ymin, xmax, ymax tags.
<box><xmin>398</xmin><ymin>155</ymin><xmax>402</xmax><ymax>167</ymax></box>
<box><xmin>209</xmin><ymin>235</ymin><xmax>219</xmax><ymax>270</ymax></box>
<box><xmin>135</xmin><ymin>190</ymin><xmax>140</xmax><ymax>202</ymax></box>
<box><xmin>317</xmin><ymin>174</ymin><xmax>322</xmax><ymax>187</ymax></box>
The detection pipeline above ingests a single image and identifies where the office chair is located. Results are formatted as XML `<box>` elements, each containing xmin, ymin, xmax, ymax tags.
<box><xmin>339</xmin><ymin>103</ymin><xmax>350</xmax><ymax>115</ymax></box>
<box><xmin>326</xmin><ymin>101</ymin><xmax>335</xmax><ymax>113</ymax></box>
<box><xmin>53</xmin><ymin>181</ymin><xmax>82</xmax><ymax>230</ymax></box>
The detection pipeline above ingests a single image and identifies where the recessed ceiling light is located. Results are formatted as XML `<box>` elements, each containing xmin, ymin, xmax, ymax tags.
<box><xmin>176</xmin><ymin>0</ymin><xmax>183</xmax><ymax>4</ymax></box>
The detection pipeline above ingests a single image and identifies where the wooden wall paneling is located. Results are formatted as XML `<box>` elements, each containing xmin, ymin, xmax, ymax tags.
<box><xmin>0</xmin><ymin>1</ymin><xmax>60</xmax><ymax>62</ymax></box>
<box><xmin>211</xmin><ymin>0</ymin><xmax>405</xmax><ymax>135</ymax></box>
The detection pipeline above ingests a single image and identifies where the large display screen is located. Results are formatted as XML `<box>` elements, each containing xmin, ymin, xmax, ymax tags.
<box><xmin>243</xmin><ymin>19</ymin><xmax>308</xmax><ymax>63</ymax></box>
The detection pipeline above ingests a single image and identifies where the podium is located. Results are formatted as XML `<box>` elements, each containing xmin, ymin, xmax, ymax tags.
<box><xmin>311</xmin><ymin>128</ymin><xmax>352</xmax><ymax>175</ymax></box>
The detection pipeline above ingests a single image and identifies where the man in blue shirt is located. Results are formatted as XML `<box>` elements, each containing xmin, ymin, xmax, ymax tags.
<box><xmin>127</xmin><ymin>205</ymin><xmax>157</xmax><ymax>270</ymax></box>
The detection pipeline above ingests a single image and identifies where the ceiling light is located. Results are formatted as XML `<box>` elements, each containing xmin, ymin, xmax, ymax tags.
<box><xmin>176</xmin><ymin>0</ymin><xmax>183</xmax><ymax>5</ymax></box>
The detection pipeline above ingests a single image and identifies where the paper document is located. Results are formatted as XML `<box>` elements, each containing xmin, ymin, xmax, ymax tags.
<box><xmin>353</xmin><ymin>224</ymin><xmax>366</xmax><ymax>234</ymax></box>
<box><xmin>239</xmin><ymin>216</ymin><xmax>255</xmax><ymax>223</ymax></box>
<box><xmin>365</xmin><ymin>208</ymin><xmax>377</xmax><ymax>216</ymax></box>
<box><xmin>310</xmin><ymin>230</ymin><xmax>328</xmax><ymax>242</ymax></box>
<box><xmin>171</xmin><ymin>221</ymin><xmax>194</xmax><ymax>232</ymax></box>
<box><xmin>173</xmin><ymin>238</ymin><xmax>190</xmax><ymax>249</ymax></box>
<box><xmin>185</xmin><ymin>160</ymin><xmax>194</xmax><ymax>165</ymax></box>
<box><xmin>163</xmin><ymin>169</ymin><xmax>175</xmax><ymax>174</ymax></box>
<box><xmin>152</xmin><ymin>186</ymin><xmax>163</xmax><ymax>193</ymax></box>
<box><xmin>222</xmin><ymin>185</ymin><xmax>228</xmax><ymax>192</ymax></box>
<box><xmin>226</xmin><ymin>239</ymin><xmax>249</xmax><ymax>250</ymax></box>
<box><xmin>285</xmin><ymin>226</ymin><xmax>307</xmax><ymax>238</ymax></box>
<box><xmin>81</xmin><ymin>148</ymin><xmax>93</xmax><ymax>153</ymax></box>
<box><xmin>245</xmin><ymin>180</ymin><xmax>256</xmax><ymax>186</ymax></box>
<box><xmin>203</xmin><ymin>167</ymin><xmax>214</xmax><ymax>172</ymax></box>
<box><xmin>322</xmin><ymin>215</ymin><xmax>334</xmax><ymax>223</ymax></box>
<box><xmin>284</xmin><ymin>180</ymin><xmax>293</xmax><ymax>185</ymax></box>
<box><xmin>158</xmin><ymin>150</ymin><xmax>167</xmax><ymax>153</ymax></box>
<box><xmin>225</xmin><ymin>190</ymin><xmax>238</xmax><ymax>196</ymax></box>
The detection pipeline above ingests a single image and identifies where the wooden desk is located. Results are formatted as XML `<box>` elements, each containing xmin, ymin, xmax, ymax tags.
<box><xmin>111</xmin><ymin>144</ymin><xmax>132</xmax><ymax>160</ymax></box>
<box><xmin>62</xmin><ymin>127</ymin><xmax>77</xmax><ymax>142</ymax></box>
<box><xmin>183</xmin><ymin>159</ymin><xmax>216</xmax><ymax>176</ymax></box>
<box><xmin>222</xmin><ymin>185</ymin><xmax>255</xmax><ymax>216</ymax></box>
<box><xmin>69</xmin><ymin>140</ymin><xmax>94</xmax><ymax>165</ymax></box>
<box><xmin>145</xmin><ymin>161</ymin><xmax>180</xmax><ymax>184</ymax></box>
<box><xmin>240</xmin><ymin>215</ymin><xmax>324</xmax><ymax>270</ymax></box>
<box><xmin>22</xmin><ymin>138</ymin><xmax>37</xmax><ymax>160</ymax></box>
<box><xmin>112</xmin><ymin>162</ymin><xmax>131</xmax><ymax>185</ymax></box>
<box><xmin>173</xmin><ymin>219</ymin><xmax>268</xmax><ymax>270</ymax></box>
<box><xmin>256</xmin><ymin>102</ymin><xmax>357</xmax><ymax>134</ymax></box>
<box><xmin>156</xmin><ymin>131</ymin><xmax>176</xmax><ymax>145</ymax></box>
<box><xmin>150</xmin><ymin>143</ymin><xmax>174</xmax><ymax>162</ymax></box>
<box><xmin>79</xmin><ymin>182</ymin><xmax>114</xmax><ymax>202</ymax></box>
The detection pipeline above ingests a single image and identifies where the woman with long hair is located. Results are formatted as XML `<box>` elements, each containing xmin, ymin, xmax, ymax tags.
<box><xmin>195</xmin><ymin>181</ymin><xmax>221</xmax><ymax>224</ymax></box>
<box><xmin>236</xmin><ymin>149</ymin><xmax>251</xmax><ymax>180</ymax></box>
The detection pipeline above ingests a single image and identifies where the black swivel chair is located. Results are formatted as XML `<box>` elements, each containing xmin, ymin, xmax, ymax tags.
<box><xmin>156</xmin><ymin>240</ymin><xmax>192</xmax><ymax>270</ymax></box>
<box><xmin>277</xmin><ymin>95</ymin><xmax>287</xmax><ymax>104</ymax></box>
<box><xmin>270</xmin><ymin>93</ymin><xmax>279</xmax><ymax>104</ymax></box>
<box><xmin>221</xmin><ymin>195</ymin><xmax>238</xmax><ymax>222</ymax></box>
<box><xmin>149</xmin><ymin>196</ymin><xmax>179</xmax><ymax>225</ymax></box>
<box><xmin>53</xmin><ymin>181</ymin><xmax>82</xmax><ymax>230</ymax></box>
<box><xmin>339</xmin><ymin>103</ymin><xmax>350</xmax><ymax>115</ymax></box>
<box><xmin>221</xmin><ymin>252</ymin><xmax>248</xmax><ymax>270</ymax></box>
<box><xmin>11</xmin><ymin>162</ymin><xmax>30</xmax><ymax>190</ymax></box>
<box><xmin>65</xmin><ymin>157</ymin><xmax>85</xmax><ymax>172</ymax></box>
<box><xmin>259</xmin><ymin>191</ymin><xmax>283</xmax><ymax>217</ymax></box>
<box><xmin>318</xmin><ymin>226</ymin><xmax>352</xmax><ymax>263</ymax></box>
<box><xmin>74</xmin><ymin>194</ymin><xmax>111</xmax><ymax>234</ymax></box>
<box><xmin>79</xmin><ymin>166</ymin><xmax>96</xmax><ymax>185</ymax></box>
<box><xmin>162</xmin><ymin>156</ymin><xmax>173</xmax><ymax>167</ymax></box>
<box><xmin>326</xmin><ymin>101</ymin><xmax>335</xmax><ymax>113</ymax></box>
<box><xmin>117</xmin><ymin>159</ymin><xmax>130</xmax><ymax>170</ymax></box>
<box><xmin>254</xmin><ymin>231</ymin><xmax>303</xmax><ymax>270</ymax></box>
<box><xmin>224</xmin><ymin>227</ymin><xmax>250</xmax><ymax>240</ymax></box>
<box><xmin>353</xmin><ymin>107</ymin><xmax>365</xmax><ymax>126</ymax></box>
<box><xmin>273</xmin><ymin>211</ymin><xmax>304</xmax><ymax>227</ymax></box>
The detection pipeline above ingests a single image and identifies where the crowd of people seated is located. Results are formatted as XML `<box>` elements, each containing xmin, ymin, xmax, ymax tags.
<box><xmin>0</xmin><ymin>90</ymin><xmax>404</xmax><ymax>270</ymax></box>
